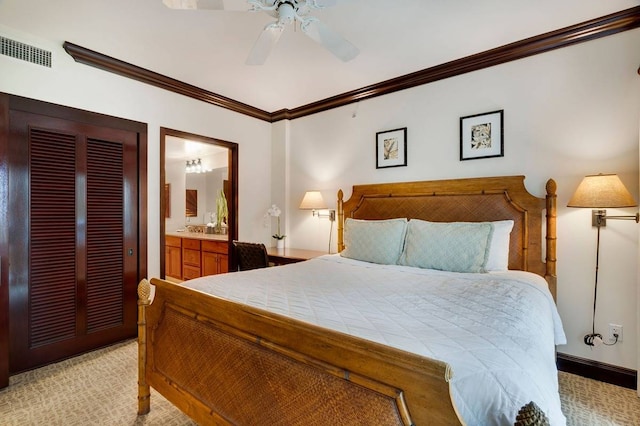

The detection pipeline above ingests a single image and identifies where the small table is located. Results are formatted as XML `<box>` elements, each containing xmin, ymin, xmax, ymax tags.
<box><xmin>266</xmin><ymin>247</ymin><xmax>327</xmax><ymax>265</ymax></box>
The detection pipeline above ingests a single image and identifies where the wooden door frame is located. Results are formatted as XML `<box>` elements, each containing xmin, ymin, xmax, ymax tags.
<box><xmin>0</xmin><ymin>93</ymin><xmax>147</xmax><ymax>387</ymax></box>
<box><xmin>160</xmin><ymin>128</ymin><xmax>238</xmax><ymax>278</ymax></box>
<box><xmin>0</xmin><ymin>95</ymin><xmax>9</xmax><ymax>388</ymax></box>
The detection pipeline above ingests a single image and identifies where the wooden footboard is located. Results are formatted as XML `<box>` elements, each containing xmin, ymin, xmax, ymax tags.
<box><xmin>138</xmin><ymin>278</ymin><xmax>464</xmax><ymax>425</ymax></box>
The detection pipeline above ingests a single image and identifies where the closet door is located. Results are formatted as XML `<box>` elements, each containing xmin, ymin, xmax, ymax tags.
<box><xmin>8</xmin><ymin>110</ymin><xmax>139</xmax><ymax>373</ymax></box>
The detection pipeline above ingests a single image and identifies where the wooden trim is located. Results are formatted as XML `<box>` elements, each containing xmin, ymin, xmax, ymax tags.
<box><xmin>64</xmin><ymin>7</ymin><xmax>640</xmax><ymax>122</ymax></box>
<box><xmin>557</xmin><ymin>352</ymin><xmax>637</xmax><ymax>390</ymax></box>
<box><xmin>138</xmin><ymin>125</ymin><xmax>149</xmax><ymax>284</ymax></box>
<box><xmin>159</xmin><ymin>127</ymin><xmax>239</xmax><ymax>277</ymax></box>
<box><xmin>62</xmin><ymin>42</ymin><xmax>272</xmax><ymax>122</ymax></box>
<box><xmin>0</xmin><ymin>94</ymin><xmax>9</xmax><ymax>388</ymax></box>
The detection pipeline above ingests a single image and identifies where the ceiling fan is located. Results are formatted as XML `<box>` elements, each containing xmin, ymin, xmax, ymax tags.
<box><xmin>163</xmin><ymin>0</ymin><xmax>359</xmax><ymax>65</ymax></box>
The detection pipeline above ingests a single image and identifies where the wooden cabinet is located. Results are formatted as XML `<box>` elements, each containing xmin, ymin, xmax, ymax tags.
<box><xmin>165</xmin><ymin>236</ymin><xmax>229</xmax><ymax>281</ymax></box>
<box><xmin>182</xmin><ymin>238</ymin><xmax>201</xmax><ymax>280</ymax></box>
<box><xmin>165</xmin><ymin>236</ymin><xmax>182</xmax><ymax>280</ymax></box>
<box><xmin>202</xmin><ymin>240</ymin><xmax>229</xmax><ymax>276</ymax></box>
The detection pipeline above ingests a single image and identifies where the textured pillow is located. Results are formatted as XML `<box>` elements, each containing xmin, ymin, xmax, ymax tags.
<box><xmin>400</xmin><ymin>220</ymin><xmax>493</xmax><ymax>273</ymax></box>
<box><xmin>340</xmin><ymin>218</ymin><xmax>408</xmax><ymax>265</ymax></box>
<box><xmin>485</xmin><ymin>220</ymin><xmax>514</xmax><ymax>271</ymax></box>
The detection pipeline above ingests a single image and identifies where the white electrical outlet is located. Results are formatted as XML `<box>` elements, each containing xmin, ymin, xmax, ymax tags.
<box><xmin>608</xmin><ymin>324</ymin><xmax>623</xmax><ymax>343</ymax></box>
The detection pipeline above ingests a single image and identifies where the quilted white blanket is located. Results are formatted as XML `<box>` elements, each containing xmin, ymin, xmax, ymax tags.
<box><xmin>185</xmin><ymin>255</ymin><xmax>567</xmax><ymax>425</ymax></box>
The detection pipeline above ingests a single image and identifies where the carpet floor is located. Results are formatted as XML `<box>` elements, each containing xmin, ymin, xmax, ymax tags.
<box><xmin>0</xmin><ymin>340</ymin><xmax>639</xmax><ymax>425</ymax></box>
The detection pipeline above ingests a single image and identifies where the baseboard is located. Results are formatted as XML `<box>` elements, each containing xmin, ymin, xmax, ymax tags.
<box><xmin>557</xmin><ymin>352</ymin><xmax>637</xmax><ymax>390</ymax></box>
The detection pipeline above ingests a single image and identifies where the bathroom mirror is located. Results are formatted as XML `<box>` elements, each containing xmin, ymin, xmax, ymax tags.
<box><xmin>161</xmin><ymin>129</ymin><xmax>238</xmax><ymax>279</ymax></box>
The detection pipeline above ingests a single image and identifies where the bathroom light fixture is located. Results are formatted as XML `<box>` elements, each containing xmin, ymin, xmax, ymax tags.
<box><xmin>567</xmin><ymin>173</ymin><xmax>639</xmax><ymax>347</ymax></box>
<box><xmin>185</xmin><ymin>158</ymin><xmax>203</xmax><ymax>174</ymax></box>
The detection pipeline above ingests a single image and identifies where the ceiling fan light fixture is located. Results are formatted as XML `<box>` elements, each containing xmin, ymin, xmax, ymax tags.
<box><xmin>163</xmin><ymin>0</ymin><xmax>197</xmax><ymax>10</ymax></box>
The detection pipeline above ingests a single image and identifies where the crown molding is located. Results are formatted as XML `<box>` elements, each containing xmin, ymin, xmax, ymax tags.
<box><xmin>64</xmin><ymin>6</ymin><xmax>640</xmax><ymax>123</ymax></box>
<box><xmin>62</xmin><ymin>42</ymin><xmax>272</xmax><ymax>122</ymax></box>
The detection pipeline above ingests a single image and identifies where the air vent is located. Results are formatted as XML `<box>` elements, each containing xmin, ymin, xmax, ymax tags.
<box><xmin>1</xmin><ymin>35</ymin><xmax>52</xmax><ymax>68</ymax></box>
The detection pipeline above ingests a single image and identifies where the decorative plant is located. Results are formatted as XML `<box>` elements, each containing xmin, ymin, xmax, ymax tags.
<box><xmin>216</xmin><ymin>189</ymin><xmax>228</xmax><ymax>227</ymax></box>
<box><xmin>266</xmin><ymin>204</ymin><xmax>285</xmax><ymax>240</ymax></box>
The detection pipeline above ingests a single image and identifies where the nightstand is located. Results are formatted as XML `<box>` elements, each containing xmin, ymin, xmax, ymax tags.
<box><xmin>266</xmin><ymin>247</ymin><xmax>326</xmax><ymax>265</ymax></box>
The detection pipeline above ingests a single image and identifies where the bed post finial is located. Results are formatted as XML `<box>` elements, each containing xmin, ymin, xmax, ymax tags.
<box><xmin>137</xmin><ymin>279</ymin><xmax>151</xmax><ymax>415</ymax></box>
<box><xmin>545</xmin><ymin>179</ymin><xmax>557</xmax><ymax>301</ymax></box>
<box><xmin>337</xmin><ymin>189</ymin><xmax>345</xmax><ymax>252</ymax></box>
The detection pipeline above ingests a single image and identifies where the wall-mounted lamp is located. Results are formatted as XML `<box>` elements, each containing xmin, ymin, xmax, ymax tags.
<box><xmin>567</xmin><ymin>173</ymin><xmax>639</xmax><ymax>347</ymax></box>
<box><xmin>567</xmin><ymin>173</ymin><xmax>639</xmax><ymax>226</ymax></box>
<box><xmin>299</xmin><ymin>190</ymin><xmax>335</xmax><ymax>222</ymax></box>
<box><xmin>300</xmin><ymin>190</ymin><xmax>336</xmax><ymax>253</ymax></box>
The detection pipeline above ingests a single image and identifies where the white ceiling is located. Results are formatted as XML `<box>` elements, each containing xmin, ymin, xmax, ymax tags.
<box><xmin>165</xmin><ymin>135</ymin><xmax>227</xmax><ymax>161</ymax></box>
<box><xmin>1</xmin><ymin>0</ymin><xmax>638</xmax><ymax>112</ymax></box>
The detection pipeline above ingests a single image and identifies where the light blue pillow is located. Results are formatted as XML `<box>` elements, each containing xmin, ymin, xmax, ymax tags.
<box><xmin>340</xmin><ymin>218</ymin><xmax>408</xmax><ymax>265</ymax></box>
<box><xmin>399</xmin><ymin>220</ymin><xmax>493</xmax><ymax>273</ymax></box>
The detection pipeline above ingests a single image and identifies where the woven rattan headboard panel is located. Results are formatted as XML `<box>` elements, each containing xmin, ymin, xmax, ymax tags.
<box><xmin>337</xmin><ymin>176</ymin><xmax>557</xmax><ymax>298</ymax></box>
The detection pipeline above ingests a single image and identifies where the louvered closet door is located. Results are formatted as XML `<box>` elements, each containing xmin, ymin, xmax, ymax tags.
<box><xmin>8</xmin><ymin>111</ymin><xmax>138</xmax><ymax>373</ymax></box>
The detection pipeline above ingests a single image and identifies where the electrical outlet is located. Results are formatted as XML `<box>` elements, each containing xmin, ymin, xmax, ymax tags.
<box><xmin>608</xmin><ymin>324</ymin><xmax>623</xmax><ymax>343</ymax></box>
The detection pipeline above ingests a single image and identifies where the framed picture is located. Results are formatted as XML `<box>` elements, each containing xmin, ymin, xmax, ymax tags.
<box><xmin>460</xmin><ymin>110</ymin><xmax>504</xmax><ymax>161</ymax></box>
<box><xmin>376</xmin><ymin>127</ymin><xmax>407</xmax><ymax>169</ymax></box>
<box><xmin>164</xmin><ymin>183</ymin><xmax>171</xmax><ymax>218</ymax></box>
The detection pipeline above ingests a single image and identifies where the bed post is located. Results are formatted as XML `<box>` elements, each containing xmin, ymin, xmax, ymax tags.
<box><xmin>137</xmin><ymin>279</ymin><xmax>151</xmax><ymax>415</ymax></box>
<box><xmin>545</xmin><ymin>179</ymin><xmax>558</xmax><ymax>300</ymax></box>
<box><xmin>337</xmin><ymin>189</ymin><xmax>344</xmax><ymax>252</ymax></box>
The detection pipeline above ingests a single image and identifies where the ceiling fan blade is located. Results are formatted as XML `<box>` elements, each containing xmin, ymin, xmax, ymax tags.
<box><xmin>162</xmin><ymin>0</ymin><xmax>247</xmax><ymax>10</ymax></box>
<box><xmin>301</xmin><ymin>18</ymin><xmax>359</xmax><ymax>62</ymax></box>
<box><xmin>309</xmin><ymin>0</ymin><xmax>338</xmax><ymax>7</ymax></box>
<box><xmin>246</xmin><ymin>23</ymin><xmax>285</xmax><ymax>65</ymax></box>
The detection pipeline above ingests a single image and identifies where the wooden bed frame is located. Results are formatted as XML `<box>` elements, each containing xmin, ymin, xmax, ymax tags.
<box><xmin>138</xmin><ymin>175</ymin><xmax>557</xmax><ymax>425</ymax></box>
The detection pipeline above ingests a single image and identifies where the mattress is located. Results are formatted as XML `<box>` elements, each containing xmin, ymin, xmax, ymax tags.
<box><xmin>184</xmin><ymin>255</ymin><xmax>567</xmax><ymax>425</ymax></box>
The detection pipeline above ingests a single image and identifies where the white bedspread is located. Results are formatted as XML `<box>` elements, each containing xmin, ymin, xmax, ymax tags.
<box><xmin>184</xmin><ymin>255</ymin><xmax>567</xmax><ymax>425</ymax></box>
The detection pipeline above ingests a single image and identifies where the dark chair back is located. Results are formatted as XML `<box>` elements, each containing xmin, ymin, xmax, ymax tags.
<box><xmin>233</xmin><ymin>241</ymin><xmax>269</xmax><ymax>271</ymax></box>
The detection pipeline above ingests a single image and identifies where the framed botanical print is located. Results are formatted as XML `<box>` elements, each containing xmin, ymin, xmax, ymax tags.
<box><xmin>376</xmin><ymin>127</ymin><xmax>407</xmax><ymax>168</ymax></box>
<box><xmin>460</xmin><ymin>110</ymin><xmax>503</xmax><ymax>161</ymax></box>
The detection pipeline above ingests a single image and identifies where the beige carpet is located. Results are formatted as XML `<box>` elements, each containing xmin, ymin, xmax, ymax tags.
<box><xmin>0</xmin><ymin>339</ymin><xmax>639</xmax><ymax>425</ymax></box>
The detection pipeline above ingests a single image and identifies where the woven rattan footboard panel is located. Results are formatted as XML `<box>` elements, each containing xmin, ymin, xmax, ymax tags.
<box><xmin>150</xmin><ymin>304</ymin><xmax>413</xmax><ymax>425</ymax></box>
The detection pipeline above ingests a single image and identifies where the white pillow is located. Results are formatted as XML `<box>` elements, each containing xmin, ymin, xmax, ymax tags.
<box><xmin>340</xmin><ymin>218</ymin><xmax>408</xmax><ymax>265</ymax></box>
<box><xmin>484</xmin><ymin>220</ymin><xmax>514</xmax><ymax>271</ymax></box>
<box><xmin>399</xmin><ymin>220</ymin><xmax>493</xmax><ymax>273</ymax></box>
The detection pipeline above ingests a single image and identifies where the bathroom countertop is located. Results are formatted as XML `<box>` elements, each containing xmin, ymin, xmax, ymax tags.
<box><xmin>166</xmin><ymin>231</ymin><xmax>229</xmax><ymax>241</ymax></box>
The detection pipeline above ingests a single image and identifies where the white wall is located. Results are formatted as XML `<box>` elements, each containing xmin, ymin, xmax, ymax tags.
<box><xmin>277</xmin><ymin>29</ymin><xmax>640</xmax><ymax>369</ymax></box>
<box><xmin>0</xmin><ymin>24</ymin><xmax>273</xmax><ymax>279</ymax></box>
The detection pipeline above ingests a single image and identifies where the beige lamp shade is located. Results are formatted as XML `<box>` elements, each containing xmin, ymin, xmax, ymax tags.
<box><xmin>299</xmin><ymin>191</ymin><xmax>327</xmax><ymax>210</ymax></box>
<box><xmin>567</xmin><ymin>174</ymin><xmax>637</xmax><ymax>208</ymax></box>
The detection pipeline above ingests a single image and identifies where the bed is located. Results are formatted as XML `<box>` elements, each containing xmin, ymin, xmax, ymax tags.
<box><xmin>137</xmin><ymin>175</ymin><xmax>564</xmax><ymax>425</ymax></box>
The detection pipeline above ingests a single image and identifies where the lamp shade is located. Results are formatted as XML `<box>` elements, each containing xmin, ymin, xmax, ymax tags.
<box><xmin>299</xmin><ymin>191</ymin><xmax>327</xmax><ymax>210</ymax></box>
<box><xmin>567</xmin><ymin>174</ymin><xmax>638</xmax><ymax>208</ymax></box>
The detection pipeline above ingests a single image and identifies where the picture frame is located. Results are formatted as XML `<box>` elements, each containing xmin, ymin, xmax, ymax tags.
<box><xmin>376</xmin><ymin>127</ymin><xmax>407</xmax><ymax>169</ymax></box>
<box><xmin>164</xmin><ymin>183</ymin><xmax>171</xmax><ymax>218</ymax></box>
<box><xmin>460</xmin><ymin>110</ymin><xmax>504</xmax><ymax>161</ymax></box>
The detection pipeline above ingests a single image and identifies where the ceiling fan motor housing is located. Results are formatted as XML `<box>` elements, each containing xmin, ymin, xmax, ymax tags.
<box><xmin>276</xmin><ymin>2</ymin><xmax>296</xmax><ymax>25</ymax></box>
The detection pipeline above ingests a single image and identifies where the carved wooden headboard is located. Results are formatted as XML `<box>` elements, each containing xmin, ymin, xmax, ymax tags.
<box><xmin>336</xmin><ymin>175</ymin><xmax>557</xmax><ymax>299</ymax></box>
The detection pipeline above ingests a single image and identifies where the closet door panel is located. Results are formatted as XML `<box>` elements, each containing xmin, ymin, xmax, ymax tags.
<box><xmin>8</xmin><ymin>110</ymin><xmax>138</xmax><ymax>373</ymax></box>
<box><xmin>86</xmin><ymin>137</ymin><xmax>127</xmax><ymax>332</ymax></box>
<box><xmin>29</xmin><ymin>128</ymin><xmax>78</xmax><ymax>347</ymax></box>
